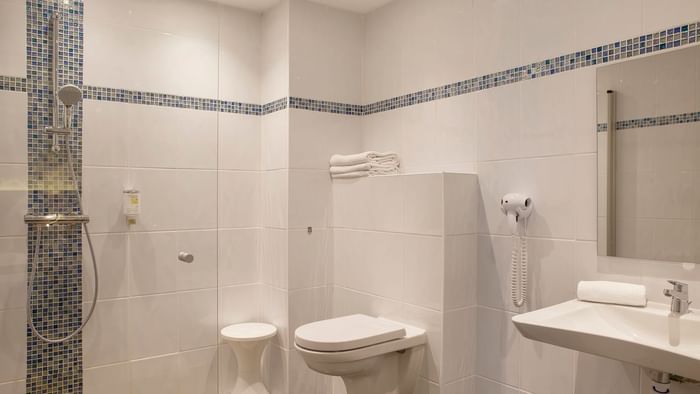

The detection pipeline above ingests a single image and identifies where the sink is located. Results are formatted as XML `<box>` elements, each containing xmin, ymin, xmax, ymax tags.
<box><xmin>512</xmin><ymin>300</ymin><xmax>700</xmax><ymax>380</ymax></box>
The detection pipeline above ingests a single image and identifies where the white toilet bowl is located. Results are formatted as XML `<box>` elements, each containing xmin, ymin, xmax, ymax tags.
<box><xmin>294</xmin><ymin>314</ymin><xmax>426</xmax><ymax>394</ymax></box>
<box><xmin>221</xmin><ymin>323</ymin><xmax>277</xmax><ymax>394</ymax></box>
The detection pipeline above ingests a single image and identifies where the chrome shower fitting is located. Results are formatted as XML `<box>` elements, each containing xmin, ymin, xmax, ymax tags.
<box><xmin>46</xmin><ymin>84</ymin><xmax>83</xmax><ymax>153</ymax></box>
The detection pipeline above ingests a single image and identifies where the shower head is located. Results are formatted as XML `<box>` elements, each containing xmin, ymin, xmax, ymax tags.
<box><xmin>57</xmin><ymin>84</ymin><xmax>82</xmax><ymax>108</ymax></box>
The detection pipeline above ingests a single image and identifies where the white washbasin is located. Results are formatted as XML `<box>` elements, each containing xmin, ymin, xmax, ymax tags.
<box><xmin>512</xmin><ymin>300</ymin><xmax>700</xmax><ymax>380</ymax></box>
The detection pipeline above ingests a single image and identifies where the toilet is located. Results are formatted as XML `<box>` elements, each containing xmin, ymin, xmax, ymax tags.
<box><xmin>294</xmin><ymin>314</ymin><xmax>426</xmax><ymax>394</ymax></box>
<box><xmin>221</xmin><ymin>322</ymin><xmax>277</xmax><ymax>394</ymax></box>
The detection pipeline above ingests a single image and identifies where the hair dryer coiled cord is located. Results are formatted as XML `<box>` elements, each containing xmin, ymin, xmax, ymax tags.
<box><xmin>511</xmin><ymin>235</ymin><xmax>528</xmax><ymax>308</ymax></box>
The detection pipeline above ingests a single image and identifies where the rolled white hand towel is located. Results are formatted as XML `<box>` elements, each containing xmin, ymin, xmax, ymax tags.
<box><xmin>331</xmin><ymin>170</ymin><xmax>370</xmax><ymax>179</ymax></box>
<box><xmin>577</xmin><ymin>281</ymin><xmax>647</xmax><ymax>307</ymax></box>
<box><xmin>330</xmin><ymin>151</ymin><xmax>398</xmax><ymax>167</ymax></box>
<box><xmin>330</xmin><ymin>163</ymin><xmax>372</xmax><ymax>174</ymax></box>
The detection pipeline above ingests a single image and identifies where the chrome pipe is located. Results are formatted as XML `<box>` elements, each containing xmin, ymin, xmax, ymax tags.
<box><xmin>606</xmin><ymin>90</ymin><xmax>617</xmax><ymax>256</ymax></box>
<box><xmin>24</xmin><ymin>214</ymin><xmax>90</xmax><ymax>225</ymax></box>
<box><xmin>51</xmin><ymin>12</ymin><xmax>60</xmax><ymax>129</ymax></box>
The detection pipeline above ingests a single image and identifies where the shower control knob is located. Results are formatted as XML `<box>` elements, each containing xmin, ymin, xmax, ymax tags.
<box><xmin>178</xmin><ymin>252</ymin><xmax>194</xmax><ymax>263</ymax></box>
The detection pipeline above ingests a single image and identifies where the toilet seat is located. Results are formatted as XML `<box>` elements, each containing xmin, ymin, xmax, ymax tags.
<box><xmin>221</xmin><ymin>322</ymin><xmax>277</xmax><ymax>342</ymax></box>
<box><xmin>295</xmin><ymin>314</ymin><xmax>407</xmax><ymax>352</ymax></box>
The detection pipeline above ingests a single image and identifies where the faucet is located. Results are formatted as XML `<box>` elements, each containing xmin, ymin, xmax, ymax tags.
<box><xmin>663</xmin><ymin>280</ymin><xmax>691</xmax><ymax>315</ymax></box>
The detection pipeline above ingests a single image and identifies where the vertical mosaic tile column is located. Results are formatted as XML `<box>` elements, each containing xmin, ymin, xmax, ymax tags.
<box><xmin>26</xmin><ymin>0</ymin><xmax>84</xmax><ymax>392</ymax></box>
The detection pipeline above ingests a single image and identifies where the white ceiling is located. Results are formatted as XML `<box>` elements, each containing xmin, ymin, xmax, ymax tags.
<box><xmin>210</xmin><ymin>0</ymin><xmax>395</xmax><ymax>14</ymax></box>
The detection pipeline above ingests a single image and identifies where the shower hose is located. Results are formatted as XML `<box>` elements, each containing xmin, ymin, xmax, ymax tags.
<box><xmin>27</xmin><ymin>142</ymin><xmax>99</xmax><ymax>344</ymax></box>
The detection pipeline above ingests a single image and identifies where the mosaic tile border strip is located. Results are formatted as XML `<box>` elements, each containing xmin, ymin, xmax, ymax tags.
<box><xmin>597</xmin><ymin>111</ymin><xmax>700</xmax><ymax>132</ymax></box>
<box><xmin>262</xmin><ymin>97</ymin><xmax>288</xmax><ymax>115</ymax></box>
<box><xmin>289</xmin><ymin>97</ymin><xmax>363</xmax><ymax>116</ymax></box>
<box><xmin>0</xmin><ymin>76</ymin><xmax>27</xmax><ymax>92</ymax></box>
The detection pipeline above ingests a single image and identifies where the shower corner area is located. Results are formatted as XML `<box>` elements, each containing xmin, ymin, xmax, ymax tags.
<box><xmin>0</xmin><ymin>0</ymin><xmax>479</xmax><ymax>393</ymax></box>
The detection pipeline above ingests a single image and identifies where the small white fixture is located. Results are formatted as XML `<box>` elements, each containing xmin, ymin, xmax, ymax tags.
<box><xmin>221</xmin><ymin>323</ymin><xmax>277</xmax><ymax>394</ymax></box>
<box><xmin>500</xmin><ymin>193</ymin><xmax>533</xmax><ymax>307</ymax></box>
<box><xmin>294</xmin><ymin>314</ymin><xmax>426</xmax><ymax>394</ymax></box>
<box><xmin>512</xmin><ymin>299</ymin><xmax>700</xmax><ymax>380</ymax></box>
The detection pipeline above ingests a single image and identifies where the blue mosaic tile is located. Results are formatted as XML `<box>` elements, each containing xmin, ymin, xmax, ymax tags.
<box><xmin>288</xmin><ymin>97</ymin><xmax>362</xmax><ymax>115</ymax></box>
<box><xmin>262</xmin><ymin>97</ymin><xmax>288</xmax><ymax>115</ymax></box>
<box><xmin>597</xmin><ymin>111</ymin><xmax>700</xmax><ymax>132</ymax></box>
<box><xmin>0</xmin><ymin>76</ymin><xmax>28</xmax><ymax>92</ymax></box>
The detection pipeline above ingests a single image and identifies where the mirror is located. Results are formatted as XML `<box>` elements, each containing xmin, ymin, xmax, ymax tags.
<box><xmin>597</xmin><ymin>45</ymin><xmax>700</xmax><ymax>263</ymax></box>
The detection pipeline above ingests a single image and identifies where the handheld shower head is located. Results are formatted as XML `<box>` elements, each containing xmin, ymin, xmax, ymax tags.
<box><xmin>57</xmin><ymin>84</ymin><xmax>82</xmax><ymax>108</ymax></box>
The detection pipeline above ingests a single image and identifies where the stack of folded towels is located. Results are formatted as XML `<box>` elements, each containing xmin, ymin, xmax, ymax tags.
<box><xmin>329</xmin><ymin>151</ymin><xmax>400</xmax><ymax>179</ymax></box>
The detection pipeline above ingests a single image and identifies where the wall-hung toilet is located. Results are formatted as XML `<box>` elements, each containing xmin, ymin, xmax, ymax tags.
<box><xmin>221</xmin><ymin>323</ymin><xmax>277</xmax><ymax>394</ymax></box>
<box><xmin>294</xmin><ymin>314</ymin><xmax>426</xmax><ymax>394</ymax></box>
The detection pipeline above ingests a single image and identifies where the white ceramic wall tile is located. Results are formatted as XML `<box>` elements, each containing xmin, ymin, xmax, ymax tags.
<box><xmin>443</xmin><ymin>377</ymin><xmax>475</xmax><ymax>394</ymax></box>
<box><xmin>331</xmin><ymin>286</ymin><xmax>403</xmax><ymax>322</ymax></box>
<box><xmin>0</xmin><ymin>308</ymin><xmax>25</xmax><ymax>383</ymax></box>
<box><xmin>289</xmin><ymin>109</ymin><xmax>363</xmax><ymax>170</ymax></box>
<box><xmin>127</xmin><ymin>294</ymin><xmax>179</xmax><ymax>359</ymax></box>
<box><xmin>218</xmin><ymin>228</ymin><xmax>260</xmax><ymax>286</ymax></box>
<box><xmin>262</xmin><ymin>345</ymin><xmax>289</xmax><ymax>394</ymax></box>
<box><xmin>444</xmin><ymin>173</ymin><xmax>478</xmax><ymax>236</ymax></box>
<box><xmin>519</xmin><ymin>339</ymin><xmax>575</xmax><ymax>394</ymax></box>
<box><xmin>475</xmin><ymin>83</ymin><xmax>522</xmax><ymax>162</ymax></box>
<box><xmin>127</xmin><ymin>231</ymin><xmax>177</xmax><ymax>296</ymax></box>
<box><xmin>361</xmin><ymin>0</ymin><xmax>404</xmax><ymax>103</ymax></box>
<box><xmin>332</xmin><ymin>177</ymin><xmax>373</xmax><ymax>230</ymax></box>
<box><xmin>476</xmin><ymin>307</ymin><xmax>519</xmax><ymax>386</ymax></box>
<box><xmin>0</xmin><ymin>92</ymin><xmax>26</xmax><ymax>164</ymax></box>
<box><xmin>399</xmin><ymin>303</ymin><xmax>443</xmax><ymax>383</ymax></box>
<box><xmin>0</xmin><ymin>0</ymin><xmax>25</xmax><ymax>77</ymax></box>
<box><xmin>366</xmin><ymin>174</ymin><xmax>404</xmax><ymax>233</ymax></box>
<box><xmin>129</xmin><ymin>354</ymin><xmax>180</xmax><ymax>394</ymax></box>
<box><xmin>83</xmin><ymin>233</ymin><xmax>128</xmax><ymax>300</ymax></box>
<box><xmin>218</xmin><ymin>284</ymin><xmax>260</xmax><ymax>334</ymax></box>
<box><xmin>288</xmin><ymin>287</ymin><xmax>331</xmax><ymax>347</ymax></box>
<box><xmin>261</xmin><ymin>1</ymin><xmax>289</xmax><ymax>103</ymax></box>
<box><xmin>82</xmin><ymin>166</ymin><xmax>130</xmax><ymax>234</ymax></box>
<box><xmin>288</xmin><ymin>170</ymin><xmax>331</xmax><ymax>229</ymax></box>
<box><xmin>289</xmin><ymin>345</ymin><xmax>331</xmax><ymax>394</ymax></box>
<box><xmin>288</xmin><ymin>228</ymin><xmax>330</xmax><ymax>290</ymax></box>
<box><xmin>176</xmin><ymin>230</ymin><xmax>218</xmax><ymax>291</ymax></box>
<box><xmin>261</xmin><ymin>110</ymin><xmax>290</xmax><ymax>171</ymax></box>
<box><xmin>473</xmin><ymin>377</ymin><xmax>522</xmax><ymax>394</ymax></box>
<box><xmin>289</xmin><ymin>0</ymin><xmax>363</xmax><ymax>104</ymax></box>
<box><xmin>84</xmin><ymin>363</ymin><xmax>130</xmax><ymax>394</ymax></box>
<box><xmin>218</xmin><ymin>7</ymin><xmax>261</xmax><ymax>104</ymax></box>
<box><xmin>642</xmin><ymin>0</ymin><xmax>700</xmax><ymax>32</ymax></box>
<box><xmin>83</xmin><ymin>299</ymin><xmax>129</xmax><ymax>367</ymax></box>
<box><xmin>261</xmin><ymin>170</ymin><xmax>289</xmax><ymax>229</ymax></box>
<box><xmin>573</xmin><ymin>0</ymin><xmax>643</xmax><ymax>51</ymax></box>
<box><xmin>0</xmin><ymin>164</ymin><xmax>26</xmax><ymax>237</ymax></box>
<box><xmin>473</xmin><ymin>0</ymin><xmax>521</xmax><ymax>76</ymax></box>
<box><xmin>444</xmin><ymin>234</ymin><xmax>477</xmax><ymax>311</ymax></box>
<box><xmin>176</xmin><ymin>347</ymin><xmax>218</xmax><ymax>394</ymax></box>
<box><xmin>218</xmin><ymin>170</ymin><xmax>261</xmax><ymax>229</ymax></box>
<box><xmin>442</xmin><ymin>307</ymin><xmax>476</xmax><ymax>383</ymax></box>
<box><xmin>403</xmin><ymin>234</ymin><xmax>444</xmax><ymax>311</ymax></box>
<box><xmin>572</xmin><ymin>353</ymin><xmax>640</xmax><ymax>394</ymax></box>
<box><xmin>178</xmin><ymin>289</ymin><xmax>218</xmax><ymax>351</ymax></box>
<box><xmin>219</xmin><ymin>113</ymin><xmax>261</xmax><ymax>171</ymax></box>
<box><xmin>519</xmin><ymin>0</ymin><xmax>576</xmax><ymax>66</ymax></box>
<box><xmin>261</xmin><ymin>285</ymin><xmax>290</xmax><ymax>349</ymax></box>
<box><xmin>85</xmin><ymin>0</ymin><xmax>219</xmax><ymax>98</ymax></box>
<box><xmin>0</xmin><ymin>381</ymin><xmax>24</xmax><ymax>394</ymax></box>
<box><xmin>261</xmin><ymin>228</ymin><xmax>289</xmax><ymax>289</ymax></box>
<box><xmin>0</xmin><ymin>237</ymin><xmax>25</xmax><ymax>311</ymax></box>
<box><xmin>403</xmin><ymin>174</ymin><xmax>444</xmax><ymax>236</ymax></box>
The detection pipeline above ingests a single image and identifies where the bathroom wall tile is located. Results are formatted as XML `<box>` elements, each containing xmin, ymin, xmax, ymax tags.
<box><xmin>289</xmin><ymin>0</ymin><xmax>363</xmax><ymax>104</ymax></box>
<box><xmin>435</xmin><ymin>94</ymin><xmax>478</xmax><ymax>173</ymax></box>
<box><xmin>403</xmin><ymin>174</ymin><xmax>444</xmax><ymax>236</ymax></box>
<box><xmin>573</xmin><ymin>353</ymin><xmax>640</xmax><ymax>394</ymax></box>
<box><xmin>175</xmin><ymin>230</ymin><xmax>217</xmax><ymax>291</ymax></box>
<box><xmin>574</xmin><ymin>154</ymin><xmax>597</xmax><ymax>241</ymax></box>
<box><xmin>642</xmin><ymin>0</ymin><xmax>700</xmax><ymax>32</ymax></box>
<box><xmin>0</xmin><ymin>0</ymin><xmax>25</xmax><ymax>77</ymax></box>
<box><xmin>403</xmin><ymin>234</ymin><xmax>444</xmax><ymax>311</ymax></box>
<box><xmin>444</xmin><ymin>173</ymin><xmax>478</xmax><ymax>236</ymax></box>
<box><xmin>442</xmin><ymin>307</ymin><xmax>476</xmax><ymax>383</ymax></box>
<box><xmin>444</xmin><ymin>234</ymin><xmax>477</xmax><ymax>310</ymax></box>
<box><xmin>83</xmin><ymin>233</ymin><xmax>128</xmax><ymax>301</ymax></box>
<box><xmin>127</xmin><ymin>231</ymin><xmax>177</xmax><ymax>296</ymax></box>
<box><xmin>289</xmin><ymin>346</ymin><xmax>331</xmax><ymax>394</ymax></box>
<box><xmin>261</xmin><ymin>1</ymin><xmax>289</xmax><ymax>103</ymax></box>
<box><xmin>84</xmin><ymin>363</ymin><xmax>130</xmax><ymax>394</ymax></box>
<box><xmin>178</xmin><ymin>289</ymin><xmax>218</xmax><ymax>351</ymax></box>
<box><xmin>128</xmin><ymin>294</ymin><xmax>179</xmax><ymax>359</ymax></box>
<box><xmin>331</xmin><ymin>286</ymin><xmax>403</xmax><ymax>323</ymax></box>
<box><xmin>261</xmin><ymin>228</ymin><xmax>289</xmax><ymax>289</ymax></box>
<box><xmin>0</xmin><ymin>92</ymin><xmax>26</xmax><ymax>164</ymax></box>
<box><xmin>474</xmin><ymin>376</ymin><xmax>522</xmax><ymax>394</ymax></box>
<box><xmin>519</xmin><ymin>339</ymin><xmax>575</xmax><ymax>394</ymax></box>
<box><xmin>218</xmin><ymin>343</ymin><xmax>238</xmax><ymax>394</ymax></box>
<box><xmin>288</xmin><ymin>287</ymin><xmax>331</xmax><ymax>347</ymax></box>
<box><xmin>219</xmin><ymin>113</ymin><xmax>261</xmax><ymax>171</ymax></box>
<box><xmin>360</xmin><ymin>109</ymin><xmax>403</xmax><ymax>162</ymax></box>
<box><xmin>288</xmin><ymin>109</ymin><xmax>362</xmax><ymax>170</ymax></box>
<box><xmin>83</xmin><ymin>299</ymin><xmax>129</xmax><ymax>368</ymax></box>
<box><xmin>218</xmin><ymin>170</ymin><xmax>261</xmax><ymax>229</ymax></box>
<box><xmin>0</xmin><ymin>309</ymin><xmax>26</xmax><ymax>383</ymax></box>
<box><xmin>476</xmin><ymin>83</ymin><xmax>522</xmax><ymax>162</ymax></box>
<box><xmin>573</xmin><ymin>241</ymin><xmax>645</xmax><ymax>285</ymax></box>
<box><xmin>0</xmin><ymin>237</ymin><xmax>25</xmax><ymax>311</ymax></box>
<box><xmin>218</xmin><ymin>7</ymin><xmax>261</xmax><ymax>104</ymax></box>
<box><xmin>639</xmin><ymin>260</ymin><xmax>700</xmax><ymax>304</ymax></box>
<box><xmin>413</xmin><ymin>377</ymin><xmax>440</xmax><ymax>394</ymax></box>
<box><xmin>218</xmin><ymin>228</ymin><xmax>260</xmax><ymax>286</ymax></box>
<box><xmin>219</xmin><ymin>284</ymin><xmax>260</xmax><ymax>335</ymax></box>
<box><xmin>263</xmin><ymin>344</ymin><xmax>289</xmax><ymax>394</ymax></box>
<box><xmin>443</xmin><ymin>377</ymin><xmax>475</xmax><ymax>394</ymax></box>
<box><xmin>361</xmin><ymin>231</ymin><xmax>404</xmax><ymax>300</ymax></box>
<box><xmin>0</xmin><ymin>164</ymin><xmax>26</xmax><ymax>237</ymax></box>
<box><xmin>361</xmin><ymin>0</ymin><xmax>404</xmax><ymax>103</ymax></box>
<box><xmin>177</xmin><ymin>347</ymin><xmax>218</xmax><ymax>394</ymax></box>
<box><xmin>519</xmin><ymin>0</ymin><xmax>576</xmax><ymax>66</ymax></box>
<box><xmin>129</xmin><ymin>354</ymin><xmax>180</xmax><ymax>394</ymax></box>
<box><xmin>399</xmin><ymin>303</ymin><xmax>443</xmax><ymax>383</ymax></box>
<box><xmin>262</xmin><ymin>285</ymin><xmax>290</xmax><ymax>349</ymax></box>
<box><xmin>0</xmin><ymin>381</ymin><xmax>24</xmax><ymax>394</ymax></box>
<box><xmin>573</xmin><ymin>0</ymin><xmax>642</xmax><ymax>51</ymax></box>
<box><xmin>332</xmin><ymin>229</ymin><xmax>364</xmax><ymax>290</ymax></box>
<box><xmin>83</xmin><ymin>166</ymin><xmax>130</xmax><ymax>233</ymax></box>
<box><xmin>288</xmin><ymin>228</ymin><xmax>331</xmax><ymax>290</ymax></box>
<box><xmin>399</xmin><ymin>101</ymin><xmax>442</xmax><ymax>173</ymax></box>
<box><xmin>262</xmin><ymin>170</ymin><xmax>289</xmax><ymax>229</ymax></box>
<box><xmin>367</xmin><ymin>175</ymin><xmax>404</xmax><ymax>233</ymax></box>
<box><xmin>473</xmin><ymin>0</ymin><xmax>521</xmax><ymax>76</ymax></box>
<box><xmin>332</xmin><ymin>177</ymin><xmax>372</xmax><ymax>230</ymax></box>
<box><xmin>476</xmin><ymin>307</ymin><xmax>520</xmax><ymax>387</ymax></box>
<box><xmin>288</xmin><ymin>170</ymin><xmax>331</xmax><ymax>229</ymax></box>
<box><xmin>477</xmin><ymin>156</ymin><xmax>578</xmax><ymax>239</ymax></box>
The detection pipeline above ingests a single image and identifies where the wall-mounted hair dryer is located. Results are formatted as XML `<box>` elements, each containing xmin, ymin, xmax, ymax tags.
<box><xmin>501</xmin><ymin>193</ymin><xmax>533</xmax><ymax>307</ymax></box>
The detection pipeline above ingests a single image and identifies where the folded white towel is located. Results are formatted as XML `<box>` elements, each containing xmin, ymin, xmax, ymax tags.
<box><xmin>330</xmin><ymin>151</ymin><xmax>398</xmax><ymax>167</ymax></box>
<box><xmin>577</xmin><ymin>281</ymin><xmax>647</xmax><ymax>307</ymax></box>
<box><xmin>330</xmin><ymin>163</ymin><xmax>372</xmax><ymax>174</ymax></box>
<box><xmin>331</xmin><ymin>170</ymin><xmax>370</xmax><ymax>179</ymax></box>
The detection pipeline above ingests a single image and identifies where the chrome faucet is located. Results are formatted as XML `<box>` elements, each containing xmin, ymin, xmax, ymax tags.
<box><xmin>663</xmin><ymin>280</ymin><xmax>691</xmax><ymax>315</ymax></box>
